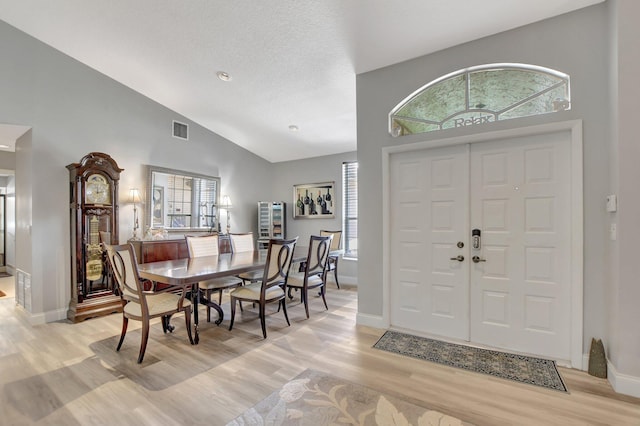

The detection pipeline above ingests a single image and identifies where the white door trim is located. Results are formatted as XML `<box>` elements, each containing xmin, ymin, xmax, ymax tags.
<box><xmin>381</xmin><ymin>120</ymin><xmax>584</xmax><ymax>368</ymax></box>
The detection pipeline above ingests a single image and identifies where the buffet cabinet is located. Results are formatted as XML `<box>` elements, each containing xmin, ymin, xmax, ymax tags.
<box><xmin>129</xmin><ymin>235</ymin><xmax>231</xmax><ymax>264</ymax></box>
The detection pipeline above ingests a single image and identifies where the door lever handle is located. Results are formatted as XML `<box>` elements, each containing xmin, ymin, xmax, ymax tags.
<box><xmin>472</xmin><ymin>256</ymin><xmax>486</xmax><ymax>263</ymax></box>
<box><xmin>450</xmin><ymin>255</ymin><xmax>464</xmax><ymax>262</ymax></box>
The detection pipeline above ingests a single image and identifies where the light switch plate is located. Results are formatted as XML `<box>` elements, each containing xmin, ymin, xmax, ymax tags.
<box><xmin>606</xmin><ymin>195</ymin><xmax>617</xmax><ymax>212</ymax></box>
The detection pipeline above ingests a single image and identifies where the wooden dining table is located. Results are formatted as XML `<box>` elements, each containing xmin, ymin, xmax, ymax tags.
<box><xmin>137</xmin><ymin>246</ymin><xmax>313</xmax><ymax>343</ymax></box>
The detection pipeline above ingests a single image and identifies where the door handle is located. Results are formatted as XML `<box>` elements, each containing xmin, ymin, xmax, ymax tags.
<box><xmin>472</xmin><ymin>256</ymin><xmax>486</xmax><ymax>263</ymax></box>
<box><xmin>450</xmin><ymin>255</ymin><xmax>464</xmax><ymax>262</ymax></box>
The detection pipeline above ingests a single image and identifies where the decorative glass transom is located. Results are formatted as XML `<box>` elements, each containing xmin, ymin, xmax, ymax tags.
<box><xmin>389</xmin><ymin>63</ymin><xmax>570</xmax><ymax>137</ymax></box>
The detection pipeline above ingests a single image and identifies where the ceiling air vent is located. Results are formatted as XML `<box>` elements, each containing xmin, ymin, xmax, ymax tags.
<box><xmin>172</xmin><ymin>120</ymin><xmax>188</xmax><ymax>140</ymax></box>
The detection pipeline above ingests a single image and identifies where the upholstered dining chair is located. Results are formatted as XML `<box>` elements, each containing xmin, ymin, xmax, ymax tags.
<box><xmin>320</xmin><ymin>229</ymin><xmax>342</xmax><ymax>288</ymax></box>
<box><xmin>104</xmin><ymin>243</ymin><xmax>194</xmax><ymax>363</ymax></box>
<box><xmin>228</xmin><ymin>237</ymin><xmax>298</xmax><ymax>338</ymax></box>
<box><xmin>229</xmin><ymin>232</ymin><xmax>263</xmax><ymax>284</ymax></box>
<box><xmin>286</xmin><ymin>234</ymin><xmax>332</xmax><ymax>319</ymax></box>
<box><xmin>185</xmin><ymin>234</ymin><xmax>243</xmax><ymax>322</ymax></box>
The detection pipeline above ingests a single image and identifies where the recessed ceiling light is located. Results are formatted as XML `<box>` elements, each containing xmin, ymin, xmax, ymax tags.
<box><xmin>288</xmin><ymin>125</ymin><xmax>299</xmax><ymax>132</ymax></box>
<box><xmin>216</xmin><ymin>71</ymin><xmax>232</xmax><ymax>82</ymax></box>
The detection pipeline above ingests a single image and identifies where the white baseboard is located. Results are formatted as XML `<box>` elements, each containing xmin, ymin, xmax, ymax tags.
<box><xmin>581</xmin><ymin>353</ymin><xmax>640</xmax><ymax>398</ymax></box>
<box><xmin>356</xmin><ymin>312</ymin><xmax>386</xmax><ymax>329</ymax></box>
<box><xmin>608</xmin><ymin>360</ymin><xmax>640</xmax><ymax>398</ymax></box>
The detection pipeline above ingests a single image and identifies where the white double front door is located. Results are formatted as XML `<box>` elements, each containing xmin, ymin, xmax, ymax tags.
<box><xmin>389</xmin><ymin>131</ymin><xmax>572</xmax><ymax>361</ymax></box>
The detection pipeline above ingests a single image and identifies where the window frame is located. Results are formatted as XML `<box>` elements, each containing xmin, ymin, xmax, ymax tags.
<box><xmin>342</xmin><ymin>161</ymin><xmax>358</xmax><ymax>260</ymax></box>
<box><xmin>389</xmin><ymin>63</ymin><xmax>571</xmax><ymax>137</ymax></box>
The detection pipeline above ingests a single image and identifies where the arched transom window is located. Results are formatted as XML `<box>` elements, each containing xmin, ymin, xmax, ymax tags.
<box><xmin>389</xmin><ymin>63</ymin><xmax>570</xmax><ymax>137</ymax></box>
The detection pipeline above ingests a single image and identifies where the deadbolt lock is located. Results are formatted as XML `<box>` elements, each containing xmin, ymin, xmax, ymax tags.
<box><xmin>457</xmin><ymin>241</ymin><xmax>464</xmax><ymax>248</ymax></box>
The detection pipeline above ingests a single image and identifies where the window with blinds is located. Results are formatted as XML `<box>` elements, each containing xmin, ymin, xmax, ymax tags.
<box><xmin>342</xmin><ymin>161</ymin><xmax>358</xmax><ymax>259</ymax></box>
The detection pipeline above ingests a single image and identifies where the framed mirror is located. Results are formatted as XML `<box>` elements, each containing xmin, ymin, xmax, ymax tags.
<box><xmin>145</xmin><ymin>165</ymin><xmax>220</xmax><ymax>233</ymax></box>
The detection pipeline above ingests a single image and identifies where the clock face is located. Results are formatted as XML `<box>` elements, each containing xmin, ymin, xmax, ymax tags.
<box><xmin>85</xmin><ymin>174</ymin><xmax>111</xmax><ymax>204</ymax></box>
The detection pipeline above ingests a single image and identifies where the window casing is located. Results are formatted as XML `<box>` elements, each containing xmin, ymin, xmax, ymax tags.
<box><xmin>342</xmin><ymin>162</ymin><xmax>358</xmax><ymax>259</ymax></box>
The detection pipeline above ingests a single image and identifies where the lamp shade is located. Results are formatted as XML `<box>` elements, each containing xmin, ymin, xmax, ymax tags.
<box><xmin>222</xmin><ymin>195</ymin><xmax>232</xmax><ymax>208</ymax></box>
<box><xmin>129</xmin><ymin>188</ymin><xmax>141</xmax><ymax>204</ymax></box>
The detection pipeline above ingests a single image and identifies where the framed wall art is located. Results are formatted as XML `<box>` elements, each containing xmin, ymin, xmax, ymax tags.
<box><xmin>293</xmin><ymin>181</ymin><xmax>335</xmax><ymax>219</ymax></box>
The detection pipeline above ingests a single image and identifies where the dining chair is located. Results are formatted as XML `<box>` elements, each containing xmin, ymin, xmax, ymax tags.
<box><xmin>185</xmin><ymin>234</ymin><xmax>243</xmax><ymax>322</ymax></box>
<box><xmin>104</xmin><ymin>243</ymin><xmax>194</xmax><ymax>363</ymax></box>
<box><xmin>320</xmin><ymin>229</ymin><xmax>342</xmax><ymax>288</ymax></box>
<box><xmin>228</xmin><ymin>237</ymin><xmax>298</xmax><ymax>338</ymax></box>
<box><xmin>286</xmin><ymin>234</ymin><xmax>332</xmax><ymax>319</ymax></box>
<box><xmin>229</xmin><ymin>232</ymin><xmax>263</xmax><ymax>284</ymax></box>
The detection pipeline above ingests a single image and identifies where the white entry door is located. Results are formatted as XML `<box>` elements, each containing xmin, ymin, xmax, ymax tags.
<box><xmin>389</xmin><ymin>144</ymin><xmax>470</xmax><ymax>340</ymax></box>
<box><xmin>389</xmin><ymin>131</ymin><xmax>573</xmax><ymax>361</ymax></box>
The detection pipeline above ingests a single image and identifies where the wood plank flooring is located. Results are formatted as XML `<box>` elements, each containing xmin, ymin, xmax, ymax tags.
<box><xmin>1</xmin><ymin>285</ymin><xmax>638</xmax><ymax>425</ymax></box>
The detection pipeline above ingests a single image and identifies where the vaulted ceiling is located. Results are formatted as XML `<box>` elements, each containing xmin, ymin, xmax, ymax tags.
<box><xmin>0</xmin><ymin>0</ymin><xmax>603</xmax><ymax>161</ymax></box>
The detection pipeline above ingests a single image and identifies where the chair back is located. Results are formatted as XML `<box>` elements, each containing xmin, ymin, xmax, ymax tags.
<box><xmin>320</xmin><ymin>230</ymin><xmax>342</xmax><ymax>251</ymax></box>
<box><xmin>186</xmin><ymin>234</ymin><xmax>219</xmax><ymax>258</ymax></box>
<box><xmin>260</xmin><ymin>237</ymin><xmax>298</xmax><ymax>294</ymax></box>
<box><xmin>229</xmin><ymin>232</ymin><xmax>255</xmax><ymax>253</ymax></box>
<box><xmin>104</xmin><ymin>243</ymin><xmax>143</xmax><ymax>303</ymax></box>
<box><xmin>303</xmin><ymin>235</ymin><xmax>332</xmax><ymax>279</ymax></box>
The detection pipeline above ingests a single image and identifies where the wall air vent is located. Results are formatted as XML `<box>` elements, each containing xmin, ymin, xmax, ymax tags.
<box><xmin>172</xmin><ymin>120</ymin><xmax>189</xmax><ymax>140</ymax></box>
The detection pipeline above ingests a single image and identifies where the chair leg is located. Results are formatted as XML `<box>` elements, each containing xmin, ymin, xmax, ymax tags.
<box><xmin>184</xmin><ymin>306</ymin><xmax>194</xmax><ymax>345</ymax></box>
<box><xmin>333</xmin><ymin>259</ymin><xmax>340</xmax><ymax>289</ymax></box>
<box><xmin>229</xmin><ymin>298</ymin><xmax>236</xmax><ymax>331</ymax></box>
<box><xmin>218</xmin><ymin>289</ymin><xmax>223</xmax><ymax>305</ymax></box>
<box><xmin>206</xmin><ymin>289</ymin><xmax>212</xmax><ymax>323</ymax></box>
<box><xmin>303</xmin><ymin>288</ymin><xmax>310</xmax><ymax>319</ymax></box>
<box><xmin>137</xmin><ymin>319</ymin><xmax>150</xmax><ymax>364</ymax></box>
<box><xmin>281</xmin><ymin>299</ymin><xmax>290</xmax><ymax>327</ymax></box>
<box><xmin>116</xmin><ymin>316</ymin><xmax>128</xmax><ymax>351</ymax></box>
<box><xmin>320</xmin><ymin>284</ymin><xmax>328</xmax><ymax>310</ymax></box>
<box><xmin>259</xmin><ymin>302</ymin><xmax>267</xmax><ymax>339</ymax></box>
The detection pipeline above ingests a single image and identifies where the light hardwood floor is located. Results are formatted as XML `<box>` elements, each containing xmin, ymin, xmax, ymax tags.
<box><xmin>1</xmin><ymin>284</ymin><xmax>638</xmax><ymax>425</ymax></box>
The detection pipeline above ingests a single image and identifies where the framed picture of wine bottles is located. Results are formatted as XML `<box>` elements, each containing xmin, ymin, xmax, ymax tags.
<box><xmin>293</xmin><ymin>181</ymin><xmax>335</xmax><ymax>219</ymax></box>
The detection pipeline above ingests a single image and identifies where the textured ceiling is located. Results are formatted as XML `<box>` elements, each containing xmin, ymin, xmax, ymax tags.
<box><xmin>0</xmin><ymin>0</ymin><xmax>603</xmax><ymax>162</ymax></box>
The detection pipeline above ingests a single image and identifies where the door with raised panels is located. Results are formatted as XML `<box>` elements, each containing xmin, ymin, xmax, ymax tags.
<box><xmin>468</xmin><ymin>132</ymin><xmax>571</xmax><ymax>360</ymax></box>
<box><xmin>390</xmin><ymin>144</ymin><xmax>470</xmax><ymax>340</ymax></box>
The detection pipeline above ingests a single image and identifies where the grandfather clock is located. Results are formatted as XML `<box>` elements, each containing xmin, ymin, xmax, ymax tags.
<box><xmin>67</xmin><ymin>152</ymin><xmax>124</xmax><ymax>322</ymax></box>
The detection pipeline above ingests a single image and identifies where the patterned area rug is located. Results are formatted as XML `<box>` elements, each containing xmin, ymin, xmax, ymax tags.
<box><xmin>227</xmin><ymin>369</ymin><xmax>474</xmax><ymax>425</ymax></box>
<box><xmin>374</xmin><ymin>330</ymin><xmax>567</xmax><ymax>392</ymax></box>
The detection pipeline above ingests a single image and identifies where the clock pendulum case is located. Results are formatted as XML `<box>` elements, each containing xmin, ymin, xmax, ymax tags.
<box><xmin>67</xmin><ymin>152</ymin><xmax>124</xmax><ymax>322</ymax></box>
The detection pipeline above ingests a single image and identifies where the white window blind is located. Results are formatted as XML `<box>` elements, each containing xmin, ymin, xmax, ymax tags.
<box><xmin>342</xmin><ymin>161</ymin><xmax>358</xmax><ymax>259</ymax></box>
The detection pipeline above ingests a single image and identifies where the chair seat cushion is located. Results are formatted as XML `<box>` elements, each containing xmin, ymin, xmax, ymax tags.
<box><xmin>124</xmin><ymin>292</ymin><xmax>191</xmax><ymax>317</ymax></box>
<box><xmin>237</xmin><ymin>270</ymin><xmax>263</xmax><ymax>282</ymax></box>
<box><xmin>230</xmin><ymin>282</ymin><xmax>284</xmax><ymax>301</ymax></box>
<box><xmin>198</xmin><ymin>276</ymin><xmax>241</xmax><ymax>290</ymax></box>
<box><xmin>287</xmin><ymin>273</ymin><xmax>323</xmax><ymax>288</ymax></box>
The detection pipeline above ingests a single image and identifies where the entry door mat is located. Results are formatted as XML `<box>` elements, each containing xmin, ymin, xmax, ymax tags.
<box><xmin>226</xmin><ymin>368</ymin><xmax>474</xmax><ymax>425</ymax></box>
<box><xmin>374</xmin><ymin>330</ymin><xmax>568</xmax><ymax>393</ymax></box>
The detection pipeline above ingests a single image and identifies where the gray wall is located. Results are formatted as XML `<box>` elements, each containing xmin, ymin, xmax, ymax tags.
<box><xmin>273</xmin><ymin>151</ymin><xmax>358</xmax><ymax>284</ymax></box>
<box><xmin>0</xmin><ymin>19</ymin><xmax>274</xmax><ymax>320</ymax></box>
<box><xmin>609</xmin><ymin>0</ymin><xmax>640</xmax><ymax>384</ymax></box>
<box><xmin>356</xmin><ymin>1</ymin><xmax>640</xmax><ymax>381</ymax></box>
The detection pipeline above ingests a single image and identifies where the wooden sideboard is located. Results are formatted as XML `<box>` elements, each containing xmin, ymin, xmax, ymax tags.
<box><xmin>129</xmin><ymin>234</ymin><xmax>231</xmax><ymax>264</ymax></box>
